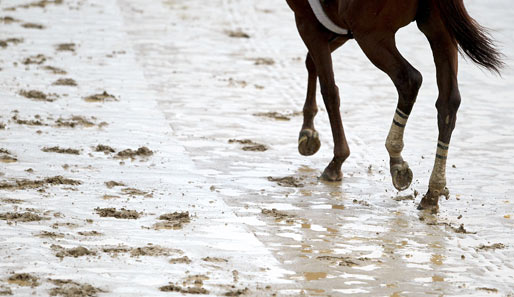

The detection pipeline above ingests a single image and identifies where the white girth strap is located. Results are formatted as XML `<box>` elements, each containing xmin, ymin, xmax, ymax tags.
<box><xmin>307</xmin><ymin>0</ymin><xmax>349</xmax><ymax>35</ymax></box>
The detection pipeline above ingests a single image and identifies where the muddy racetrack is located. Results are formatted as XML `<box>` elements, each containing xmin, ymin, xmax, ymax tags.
<box><xmin>1</xmin><ymin>0</ymin><xmax>514</xmax><ymax>296</ymax></box>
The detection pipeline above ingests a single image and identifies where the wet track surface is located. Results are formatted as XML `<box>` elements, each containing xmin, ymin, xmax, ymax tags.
<box><xmin>2</xmin><ymin>0</ymin><xmax>514</xmax><ymax>296</ymax></box>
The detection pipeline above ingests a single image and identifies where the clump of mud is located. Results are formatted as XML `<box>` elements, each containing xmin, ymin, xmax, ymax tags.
<box><xmin>316</xmin><ymin>255</ymin><xmax>364</xmax><ymax>267</ymax></box>
<box><xmin>84</xmin><ymin>91</ymin><xmax>117</xmax><ymax>102</ymax></box>
<box><xmin>159</xmin><ymin>283</ymin><xmax>209</xmax><ymax>295</ymax></box>
<box><xmin>1</xmin><ymin>16</ymin><xmax>20</xmax><ymax>24</ymax></box>
<box><xmin>0</xmin><ymin>122</ymin><xmax>5</xmax><ymax>129</ymax></box>
<box><xmin>0</xmin><ymin>212</ymin><xmax>49</xmax><ymax>222</ymax></box>
<box><xmin>43</xmin><ymin>65</ymin><xmax>67</xmax><ymax>75</ymax></box>
<box><xmin>55</xmin><ymin>116</ymin><xmax>96</xmax><ymax>128</ymax></box>
<box><xmin>12</xmin><ymin>114</ymin><xmax>46</xmax><ymax>126</ymax></box>
<box><xmin>7</xmin><ymin>273</ymin><xmax>40</xmax><ymax>287</ymax></box>
<box><xmin>121</xmin><ymin>187</ymin><xmax>152</xmax><ymax>198</ymax></box>
<box><xmin>224</xmin><ymin>288</ymin><xmax>249</xmax><ymax>296</ymax></box>
<box><xmin>104</xmin><ymin>181</ymin><xmax>125</xmax><ymax>188</ymax></box>
<box><xmin>116</xmin><ymin>146</ymin><xmax>153</xmax><ymax>159</ymax></box>
<box><xmin>253</xmin><ymin>111</ymin><xmax>301</xmax><ymax>121</ymax></box>
<box><xmin>18</xmin><ymin>89</ymin><xmax>58</xmax><ymax>102</ymax></box>
<box><xmin>476</xmin><ymin>243</ymin><xmax>506</xmax><ymax>251</ymax></box>
<box><xmin>0</xmin><ymin>285</ymin><xmax>12</xmax><ymax>295</ymax></box>
<box><xmin>0</xmin><ymin>38</ymin><xmax>23</xmax><ymax>48</ymax></box>
<box><xmin>94</xmin><ymin>207</ymin><xmax>141</xmax><ymax>219</ymax></box>
<box><xmin>0</xmin><ymin>148</ymin><xmax>17</xmax><ymax>163</ymax></box>
<box><xmin>228</xmin><ymin>139</ymin><xmax>267</xmax><ymax>152</ymax></box>
<box><xmin>102</xmin><ymin>244</ymin><xmax>180</xmax><ymax>257</ymax></box>
<box><xmin>42</xmin><ymin>146</ymin><xmax>80</xmax><ymax>155</ymax></box>
<box><xmin>267</xmin><ymin>176</ymin><xmax>304</xmax><ymax>187</ymax></box>
<box><xmin>252</xmin><ymin>57</ymin><xmax>275</xmax><ymax>65</ymax></box>
<box><xmin>225</xmin><ymin>29</ymin><xmax>250</xmax><ymax>38</ymax></box>
<box><xmin>352</xmin><ymin>199</ymin><xmax>371</xmax><ymax>207</ymax></box>
<box><xmin>21</xmin><ymin>22</ymin><xmax>45</xmax><ymax>29</ymax></box>
<box><xmin>1</xmin><ymin>198</ymin><xmax>24</xmax><ymax>204</ymax></box>
<box><xmin>261</xmin><ymin>208</ymin><xmax>295</xmax><ymax>223</ymax></box>
<box><xmin>95</xmin><ymin>144</ymin><xmax>115</xmax><ymax>154</ymax></box>
<box><xmin>153</xmin><ymin>212</ymin><xmax>190</xmax><ymax>230</ymax></box>
<box><xmin>55</xmin><ymin>43</ymin><xmax>76</xmax><ymax>52</ymax></box>
<box><xmin>52</xmin><ymin>78</ymin><xmax>77</xmax><ymax>86</ymax></box>
<box><xmin>169</xmin><ymin>256</ymin><xmax>191</xmax><ymax>264</ymax></box>
<box><xmin>52</xmin><ymin>245</ymin><xmax>96</xmax><ymax>258</ymax></box>
<box><xmin>77</xmin><ymin>231</ymin><xmax>103</xmax><ymax>236</ymax></box>
<box><xmin>36</xmin><ymin>231</ymin><xmax>65</xmax><ymax>238</ymax></box>
<box><xmin>49</xmin><ymin>279</ymin><xmax>105</xmax><ymax>297</ymax></box>
<box><xmin>6</xmin><ymin>0</ymin><xmax>63</xmax><ymax>10</ymax></box>
<box><xmin>22</xmin><ymin>54</ymin><xmax>47</xmax><ymax>65</ymax></box>
<box><xmin>0</xmin><ymin>176</ymin><xmax>81</xmax><ymax>190</ymax></box>
<box><xmin>202</xmin><ymin>257</ymin><xmax>228</xmax><ymax>263</ymax></box>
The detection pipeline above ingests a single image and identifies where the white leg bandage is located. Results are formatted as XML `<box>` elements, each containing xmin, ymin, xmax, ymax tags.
<box><xmin>386</xmin><ymin>108</ymin><xmax>409</xmax><ymax>158</ymax></box>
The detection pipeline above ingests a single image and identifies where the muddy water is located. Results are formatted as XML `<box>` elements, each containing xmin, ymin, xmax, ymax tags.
<box><xmin>120</xmin><ymin>0</ymin><xmax>514</xmax><ymax>295</ymax></box>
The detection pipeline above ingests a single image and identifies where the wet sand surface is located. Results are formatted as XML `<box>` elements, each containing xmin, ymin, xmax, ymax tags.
<box><xmin>2</xmin><ymin>0</ymin><xmax>514</xmax><ymax>296</ymax></box>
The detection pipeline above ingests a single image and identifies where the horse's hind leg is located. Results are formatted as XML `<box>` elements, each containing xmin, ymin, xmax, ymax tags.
<box><xmin>355</xmin><ymin>33</ymin><xmax>422</xmax><ymax>191</ymax></box>
<box><xmin>294</xmin><ymin>15</ymin><xmax>350</xmax><ymax>181</ymax></box>
<box><xmin>417</xmin><ymin>16</ymin><xmax>460</xmax><ymax>211</ymax></box>
<box><xmin>299</xmin><ymin>38</ymin><xmax>348</xmax><ymax>156</ymax></box>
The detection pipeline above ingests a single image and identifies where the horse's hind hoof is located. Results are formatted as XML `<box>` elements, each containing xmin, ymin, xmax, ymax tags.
<box><xmin>298</xmin><ymin>129</ymin><xmax>320</xmax><ymax>156</ymax></box>
<box><xmin>391</xmin><ymin>161</ymin><xmax>413</xmax><ymax>191</ymax></box>
<box><xmin>320</xmin><ymin>167</ymin><xmax>343</xmax><ymax>182</ymax></box>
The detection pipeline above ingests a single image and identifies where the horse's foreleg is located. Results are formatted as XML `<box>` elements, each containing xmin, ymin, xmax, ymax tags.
<box><xmin>299</xmin><ymin>38</ymin><xmax>348</xmax><ymax>156</ymax></box>
<box><xmin>356</xmin><ymin>34</ymin><xmax>422</xmax><ymax>191</ymax></box>
<box><xmin>418</xmin><ymin>31</ymin><xmax>460</xmax><ymax>212</ymax></box>
<box><xmin>295</xmin><ymin>15</ymin><xmax>350</xmax><ymax>181</ymax></box>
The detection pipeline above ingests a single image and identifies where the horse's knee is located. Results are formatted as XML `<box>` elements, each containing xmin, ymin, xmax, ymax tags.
<box><xmin>396</xmin><ymin>67</ymin><xmax>422</xmax><ymax>102</ymax></box>
<box><xmin>320</xmin><ymin>84</ymin><xmax>340</xmax><ymax>107</ymax></box>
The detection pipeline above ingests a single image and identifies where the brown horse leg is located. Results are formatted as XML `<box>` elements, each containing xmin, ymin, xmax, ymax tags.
<box><xmin>294</xmin><ymin>16</ymin><xmax>350</xmax><ymax>181</ymax></box>
<box><xmin>299</xmin><ymin>38</ymin><xmax>348</xmax><ymax>156</ymax></box>
<box><xmin>417</xmin><ymin>22</ymin><xmax>460</xmax><ymax>211</ymax></box>
<box><xmin>355</xmin><ymin>34</ymin><xmax>422</xmax><ymax>191</ymax></box>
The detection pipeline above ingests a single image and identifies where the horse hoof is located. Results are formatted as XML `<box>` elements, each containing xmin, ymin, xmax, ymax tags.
<box><xmin>417</xmin><ymin>188</ymin><xmax>449</xmax><ymax>212</ymax></box>
<box><xmin>298</xmin><ymin>129</ymin><xmax>320</xmax><ymax>156</ymax></box>
<box><xmin>391</xmin><ymin>162</ymin><xmax>413</xmax><ymax>191</ymax></box>
<box><xmin>320</xmin><ymin>167</ymin><xmax>342</xmax><ymax>182</ymax></box>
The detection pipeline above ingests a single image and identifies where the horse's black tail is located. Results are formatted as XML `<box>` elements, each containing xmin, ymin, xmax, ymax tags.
<box><xmin>436</xmin><ymin>0</ymin><xmax>504</xmax><ymax>74</ymax></box>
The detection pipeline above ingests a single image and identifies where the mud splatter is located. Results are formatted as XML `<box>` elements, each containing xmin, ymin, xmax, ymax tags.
<box><xmin>0</xmin><ymin>149</ymin><xmax>17</xmax><ymax>163</ymax></box>
<box><xmin>353</xmin><ymin>199</ymin><xmax>371</xmax><ymax>207</ymax></box>
<box><xmin>267</xmin><ymin>176</ymin><xmax>304</xmax><ymax>187</ymax></box>
<box><xmin>476</xmin><ymin>243</ymin><xmax>506</xmax><ymax>251</ymax></box>
<box><xmin>1</xmin><ymin>198</ymin><xmax>24</xmax><ymax>204</ymax></box>
<box><xmin>94</xmin><ymin>208</ymin><xmax>141</xmax><ymax>219</ymax></box>
<box><xmin>225</xmin><ymin>29</ymin><xmax>250</xmax><ymax>38</ymax></box>
<box><xmin>159</xmin><ymin>283</ymin><xmax>209</xmax><ymax>294</ymax></box>
<box><xmin>12</xmin><ymin>114</ymin><xmax>46</xmax><ymax>126</ymax></box>
<box><xmin>228</xmin><ymin>139</ymin><xmax>267</xmax><ymax>151</ymax></box>
<box><xmin>21</xmin><ymin>22</ymin><xmax>45</xmax><ymax>29</ymax></box>
<box><xmin>261</xmin><ymin>208</ymin><xmax>295</xmax><ymax>223</ymax></box>
<box><xmin>0</xmin><ymin>176</ymin><xmax>81</xmax><ymax>190</ymax></box>
<box><xmin>84</xmin><ymin>91</ymin><xmax>117</xmax><ymax>102</ymax></box>
<box><xmin>22</xmin><ymin>54</ymin><xmax>47</xmax><ymax>65</ymax></box>
<box><xmin>0</xmin><ymin>38</ymin><xmax>23</xmax><ymax>48</ymax></box>
<box><xmin>7</xmin><ymin>273</ymin><xmax>40</xmax><ymax>287</ymax></box>
<box><xmin>317</xmin><ymin>256</ymin><xmax>359</xmax><ymax>267</ymax></box>
<box><xmin>42</xmin><ymin>65</ymin><xmax>67</xmax><ymax>75</ymax></box>
<box><xmin>0</xmin><ymin>285</ymin><xmax>12</xmax><ymax>296</ymax></box>
<box><xmin>102</xmin><ymin>244</ymin><xmax>181</xmax><ymax>257</ymax></box>
<box><xmin>77</xmin><ymin>231</ymin><xmax>103</xmax><ymax>236</ymax></box>
<box><xmin>36</xmin><ymin>231</ymin><xmax>65</xmax><ymax>238</ymax></box>
<box><xmin>153</xmin><ymin>211</ymin><xmax>190</xmax><ymax>230</ymax></box>
<box><xmin>104</xmin><ymin>181</ymin><xmax>125</xmax><ymax>188</ymax></box>
<box><xmin>49</xmin><ymin>279</ymin><xmax>104</xmax><ymax>297</ymax></box>
<box><xmin>121</xmin><ymin>187</ymin><xmax>152</xmax><ymax>197</ymax></box>
<box><xmin>169</xmin><ymin>256</ymin><xmax>191</xmax><ymax>264</ymax></box>
<box><xmin>253</xmin><ymin>111</ymin><xmax>301</xmax><ymax>121</ymax></box>
<box><xmin>55</xmin><ymin>43</ymin><xmax>76</xmax><ymax>52</ymax></box>
<box><xmin>6</xmin><ymin>0</ymin><xmax>63</xmax><ymax>10</ymax></box>
<box><xmin>95</xmin><ymin>144</ymin><xmax>115</xmax><ymax>154</ymax></box>
<box><xmin>116</xmin><ymin>146</ymin><xmax>153</xmax><ymax>159</ymax></box>
<box><xmin>42</xmin><ymin>146</ymin><xmax>80</xmax><ymax>155</ymax></box>
<box><xmin>252</xmin><ymin>57</ymin><xmax>275</xmax><ymax>65</ymax></box>
<box><xmin>202</xmin><ymin>257</ymin><xmax>228</xmax><ymax>263</ymax></box>
<box><xmin>52</xmin><ymin>245</ymin><xmax>96</xmax><ymax>258</ymax></box>
<box><xmin>52</xmin><ymin>78</ymin><xmax>77</xmax><ymax>86</ymax></box>
<box><xmin>224</xmin><ymin>288</ymin><xmax>249</xmax><ymax>296</ymax></box>
<box><xmin>19</xmin><ymin>89</ymin><xmax>58</xmax><ymax>102</ymax></box>
<box><xmin>0</xmin><ymin>212</ymin><xmax>49</xmax><ymax>222</ymax></box>
<box><xmin>55</xmin><ymin>116</ymin><xmax>96</xmax><ymax>128</ymax></box>
<box><xmin>0</xmin><ymin>16</ymin><xmax>20</xmax><ymax>24</ymax></box>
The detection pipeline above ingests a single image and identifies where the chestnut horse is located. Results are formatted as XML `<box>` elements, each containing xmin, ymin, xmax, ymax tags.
<box><xmin>286</xmin><ymin>0</ymin><xmax>503</xmax><ymax>210</ymax></box>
